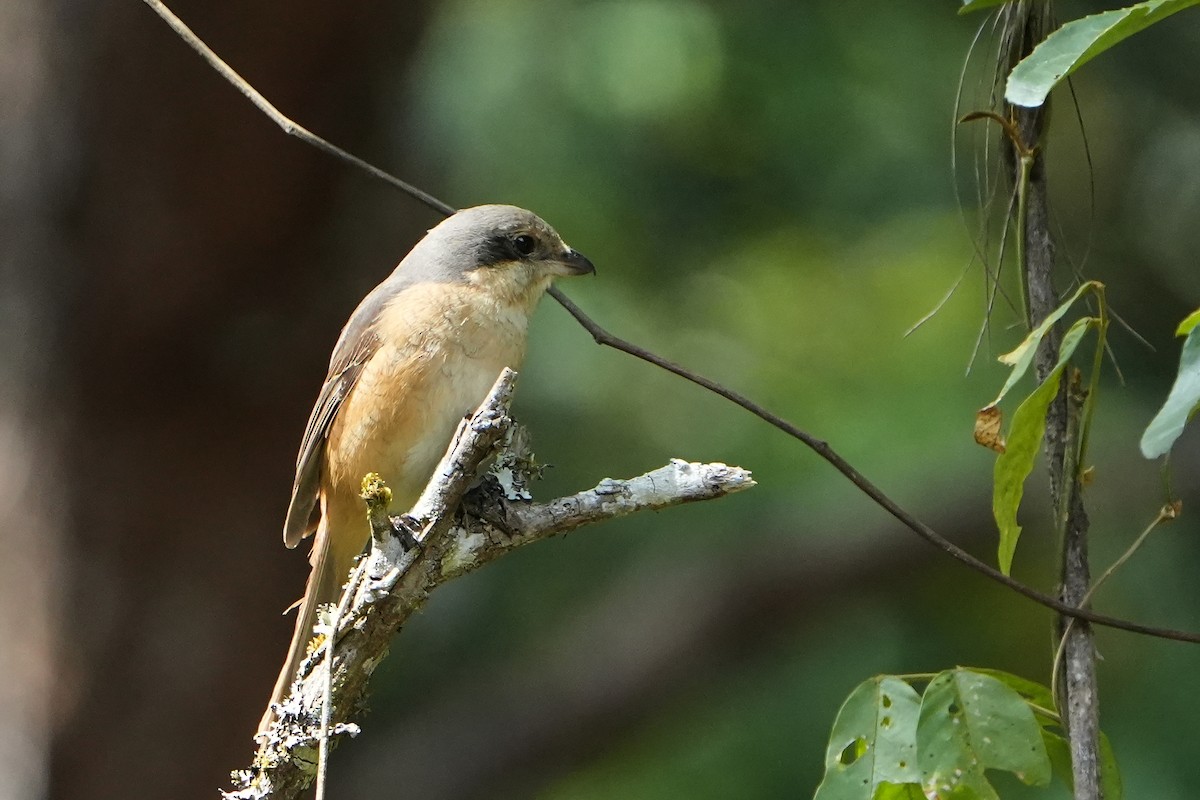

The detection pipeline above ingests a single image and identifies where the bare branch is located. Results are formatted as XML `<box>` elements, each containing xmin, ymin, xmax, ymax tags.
<box><xmin>226</xmin><ymin>369</ymin><xmax>754</xmax><ymax>799</ymax></box>
<box><xmin>446</xmin><ymin>458</ymin><xmax>755</xmax><ymax>579</ymax></box>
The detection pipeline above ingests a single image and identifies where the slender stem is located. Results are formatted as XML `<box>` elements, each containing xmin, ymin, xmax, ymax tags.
<box><xmin>1076</xmin><ymin>288</ymin><xmax>1108</xmax><ymax>471</ymax></box>
<box><xmin>140</xmin><ymin>0</ymin><xmax>456</xmax><ymax>218</ymax></box>
<box><xmin>1054</xmin><ymin>382</ymin><xmax>1082</xmax><ymax>546</ymax></box>
<box><xmin>316</xmin><ymin>558</ymin><xmax>366</xmax><ymax>800</ymax></box>
<box><xmin>548</xmin><ymin>289</ymin><xmax>1190</xmax><ymax>642</ymax></box>
<box><xmin>1028</xmin><ymin>702</ymin><xmax>1062</xmax><ymax>722</ymax></box>
<box><xmin>1087</xmin><ymin>505</ymin><xmax>1177</xmax><ymax>604</ymax></box>
<box><xmin>1051</xmin><ymin>505</ymin><xmax>1176</xmax><ymax>702</ymax></box>
<box><xmin>1015</xmin><ymin>149</ymin><xmax>1034</xmax><ymax>329</ymax></box>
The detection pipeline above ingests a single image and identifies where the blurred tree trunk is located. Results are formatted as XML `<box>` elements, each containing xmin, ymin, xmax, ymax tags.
<box><xmin>0</xmin><ymin>3</ymin><xmax>71</xmax><ymax>798</ymax></box>
<box><xmin>1</xmin><ymin>2</ymin><xmax>432</xmax><ymax>798</ymax></box>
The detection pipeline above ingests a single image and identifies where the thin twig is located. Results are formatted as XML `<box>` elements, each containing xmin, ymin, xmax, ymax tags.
<box><xmin>316</xmin><ymin>558</ymin><xmax>366</xmax><ymax>800</ymax></box>
<box><xmin>967</xmin><ymin>185</ymin><xmax>1018</xmax><ymax>374</ymax></box>
<box><xmin>548</xmin><ymin>287</ymin><xmax>1200</xmax><ymax>641</ymax></box>
<box><xmin>904</xmin><ymin>260</ymin><xmax>971</xmax><ymax>338</ymax></box>
<box><xmin>140</xmin><ymin>0</ymin><xmax>455</xmax><ymax>218</ymax></box>
<box><xmin>139</xmin><ymin>0</ymin><xmax>1200</xmax><ymax>646</ymax></box>
<box><xmin>1050</xmin><ymin>503</ymin><xmax>1178</xmax><ymax>702</ymax></box>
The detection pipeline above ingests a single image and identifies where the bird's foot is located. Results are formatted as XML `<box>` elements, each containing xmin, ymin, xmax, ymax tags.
<box><xmin>392</xmin><ymin>514</ymin><xmax>424</xmax><ymax>551</ymax></box>
<box><xmin>462</xmin><ymin>477</ymin><xmax>518</xmax><ymax>537</ymax></box>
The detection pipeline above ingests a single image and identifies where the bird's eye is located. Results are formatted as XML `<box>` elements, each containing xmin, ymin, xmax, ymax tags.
<box><xmin>511</xmin><ymin>234</ymin><xmax>536</xmax><ymax>257</ymax></box>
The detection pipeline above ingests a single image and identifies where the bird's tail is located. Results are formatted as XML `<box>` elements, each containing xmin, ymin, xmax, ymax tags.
<box><xmin>257</xmin><ymin>516</ymin><xmax>350</xmax><ymax>737</ymax></box>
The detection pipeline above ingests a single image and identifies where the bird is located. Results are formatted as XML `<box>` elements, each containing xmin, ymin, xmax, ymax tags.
<box><xmin>259</xmin><ymin>204</ymin><xmax>594</xmax><ymax>736</ymax></box>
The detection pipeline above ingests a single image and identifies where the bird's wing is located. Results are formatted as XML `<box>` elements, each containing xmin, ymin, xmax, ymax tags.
<box><xmin>282</xmin><ymin>299</ymin><xmax>386</xmax><ymax>548</ymax></box>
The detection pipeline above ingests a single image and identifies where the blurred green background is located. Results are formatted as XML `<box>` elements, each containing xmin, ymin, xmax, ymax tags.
<box><xmin>4</xmin><ymin>1</ymin><xmax>1199</xmax><ymax>798</ymax></box>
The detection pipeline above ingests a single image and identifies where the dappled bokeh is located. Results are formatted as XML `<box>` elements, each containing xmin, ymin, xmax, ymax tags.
<box><xmin>333</xmin><ymin>2</ymin><xmax>1200</xmax><ymax>797</ymax></box>
<box><xmin>4</xmin><ymin>1</ymin><xmax>1198</xmax><ymax>798</ymax></box>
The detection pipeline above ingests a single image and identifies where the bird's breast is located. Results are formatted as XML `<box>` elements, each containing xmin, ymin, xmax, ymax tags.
<box><xmin>324</xmin><ymin>282</ymin><xmax>531</xmax><ymax>512</ymax></box>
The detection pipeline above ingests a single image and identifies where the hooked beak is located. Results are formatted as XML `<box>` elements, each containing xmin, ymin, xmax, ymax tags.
<box><xmin>553</xmin><ymin>246</ymin><xmax>596</xmax><ymax>276</ymax></box>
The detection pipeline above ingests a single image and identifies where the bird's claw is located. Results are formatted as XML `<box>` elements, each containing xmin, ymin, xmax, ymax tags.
<box><xmin>392</xmin><ymin>514</ymin><xmax>423</xmax><ymax>551</ymax></box>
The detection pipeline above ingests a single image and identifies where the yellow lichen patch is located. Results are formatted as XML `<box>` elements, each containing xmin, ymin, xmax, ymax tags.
<box><xmin>306</xmin><ymin>633</ymin><xmax>327</xmax><ymax>658</ymax></box>
<box><xmin>360</xmin><ymin>472</ymin><xmax>392</xmax><ymax>506</ymax></box>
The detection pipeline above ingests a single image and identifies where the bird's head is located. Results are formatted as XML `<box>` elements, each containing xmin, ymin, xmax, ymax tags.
<box><xmin>409</xmin><ymin>204</ymin><xmax>594</xmax><ymax>307</ymax></box>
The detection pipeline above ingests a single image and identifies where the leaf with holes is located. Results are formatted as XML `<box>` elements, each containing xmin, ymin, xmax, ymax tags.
<box><xmin>917</xmin><ymin>669</ymin><xmax>1051</xmax><ymax>799</ymax></box>
<box><xmin>1006</xmin><ymin>0</ymin><xmax>1200</xmax><ymax>107</ymax></box>
<box><xmin>872</xmin><ymin>783</ymin><xmax>924</xmax><ymax>800</ymax></box>
<box><xmin>954</xmin><ymin>668</ymin><xmax>1123</xmax><ymax>799</ymax></box>
<box><xmin>965</xmin><ymin>668</ymin><xmax>1054</xmax><ymax>711</ymax></box>
<box><xmin>1141</xmin><ymin>321</ymin><xmax>1200</xmax><ymax>458</ymax></box>
<box><xmin>814</xmin><ymin>677</ymin><xmax>922</xmax><ymax>800</ymax></box>
<box><xmin>992</xmin><ymin>317</ymin><xmax>1094</xmax><ymax>574</ymax></box>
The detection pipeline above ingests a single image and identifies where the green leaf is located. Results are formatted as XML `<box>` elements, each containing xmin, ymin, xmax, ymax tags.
<box><xmin>986</xmin><ymin>282</ymin><xmax>1095</xmax><ymax>408</ymax></box>
<box><xmin>965</xmin><ymin>668</ymin><xmax>1054</xmax><ymax>712</ymax></box>
<box><xmin>873</xmin><ymin>783</ymin><xmax>924</xmax><ymax>800</ymax></box>
<box><xmin>917</xmin><ymin>670</ymin><xmax>1051</xmax><ymax>799</ymax></box>
<box><xmin>1041</xmin><ymin>729</ymin><xmax>1124</xmax><ymax>800</ymax></box>
<box><xmin>954</xmin><ymin>669</ymin><xmax>1124</xmax><ymax>800</ymax></box>
<box><xmin>814</xmin><ymin>677</ymin><xmax>922</xmax><ymax>800</ymax></box>
<box><xmin>1042</xmin><ymin>729</ymin><xmax>1073</xmax><ymax>790</ymax></box>
<box><xmin>1028</xmin><ymin>702</ymin><xmax>1076</xmax><ymax>792</ymax></box>
<box><xmin>1140</xmin><ymin>325</ymin><xmax>1200</xmax><ymax>458</ymax></box>
<box><xmin>958</xmin><ymin>0</ymin><xmax>1015</xmax><ymax>14</ymax></box>
<box><xmin>1176</xmin><ymin>308</ymin><xmax>1200</xmax><ymax>337</ymax></box>
<box><xmin>1006</xmin><ymin>0</ymin><xmax>1200</xmax><ymax>107</ymax></box>
<box><xmin>993</xmin><ymin>318</ymin><xmax>1094</xmax><ymax>574</ymax></box>
<box><xmin>1099</xmin><ymin>731</ymin><xmax>1124</xmax><ymax>800</ymax></box>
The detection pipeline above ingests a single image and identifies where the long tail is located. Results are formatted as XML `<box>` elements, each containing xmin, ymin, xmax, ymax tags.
<box><xmin>257</xmin><ymin>517</ymin><xmax>350</xmax><ymax>737</ymax></box>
